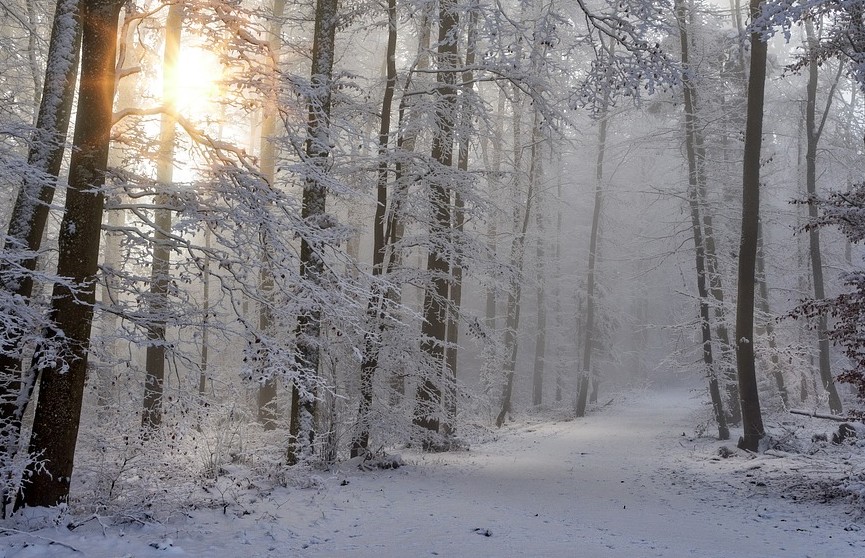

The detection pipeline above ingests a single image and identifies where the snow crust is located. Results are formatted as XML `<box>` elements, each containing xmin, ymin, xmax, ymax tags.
<box><xmin>2</xmin><ymin>384</ymin><xmax>863</xmax><ymax>557</ymax></box>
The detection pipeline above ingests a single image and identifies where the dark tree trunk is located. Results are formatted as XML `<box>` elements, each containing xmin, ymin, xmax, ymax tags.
<box><xmin>530</xmin><ymin>131</ymin><xmax>547</xmax><ymax>407</ymax></box>
<box><xmin>0</xmin><ymin>2</ymin><xmax>82</xmax><ymax>503</ymax></box>
<box><xmin>735</xmin><ymin>0</ymin><xmax>768</xmax><ymax>452</ymax></box>
<box><xmin>755</xmin><ymin>220</ymin><xmax>789</xmax><ymax>407</ymax></box>
<box><xmin>495</xmin><ymin>165</ymin><xmax>536</xmax><ymax>427</ymax></box>
<box><xmin>413</xmin><ymin>0</ymin><xmax>459</xmax><ymax>445</ymax></box>
<box><xmin>576</xmin><ymin>47</ymin><xmax>610</xmax><ymax>418</ymax></box>
<box><xmin>141</xmin><ymin>2</ymin><xmax>183</xmax><ymax>432</ymax></box>
<box><xmin>287</xmin><ymin>0</ymin><xmax>338</xmax><ymax>464</ymax></box>
<box><xmin>804</xmin><ymin>22</ymin><xmax>843</xmax><ymax>415</ymax></box>
<box><xmin>17</xmin><ymin>0</ymin><xmax>123</xmax><ymax>509</ymax></box>
<box><xmin>352</xmin><ymin>0</ymin><xmax>397</xmax><ymax>458</ymax></box>
<box><xmin>255</xmin><ymin>0</ymin><xmax>287</xmax><ymax>431</ymax></box>
<box><xmin>385</xmin><ymin>9</ymin><xmax>431</xmax><ymax>402</ymax></box>
<box><xmin>442</xmin><ymin>5</ymin><xmax>478</xmax><ymax>437</ymax></box>
<box><xmin>676</xmin><ymin>0</ymin><xmax>729</xmax><ymax>439</ymax></box>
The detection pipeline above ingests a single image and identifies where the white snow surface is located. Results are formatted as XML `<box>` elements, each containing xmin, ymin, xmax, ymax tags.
<box><xmin>3</xmin><ymin>384</ymin><xmax>865</xmax><ymax>557</ymax></box>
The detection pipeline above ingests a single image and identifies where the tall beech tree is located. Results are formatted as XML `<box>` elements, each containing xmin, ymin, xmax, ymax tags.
<box><xmin>141</xmin><ymin>0</ymin><xmax>184</xmax><ymax>433</ymax></box>
<box><xmin>413</xmin><ymin>0</ymin><xmax>459</xmax><ymax>444</ymax></box>
<box><xmin>576</xmin><ymin>38</ymin><xmax>611</xmax><ymax>419</ymax></box>
<box><xmin>0</xmin><ymin>0</ymin><xmax>81</xmax><ymax>514</ymax></box>
<box><xmin>18</xmin><ymin>0</ymin><xmax>125</xmax><ymax>508</ymax></box>
<box><xmin>735</xmin><ymin>0</ymin><xmax>768</xmax><ymax>452</ymax></box>
<box><xmin>675</xmin><ymin>0</ymin><xmax>728</xmax><ymax>439</ymax></box>
<box><xmin>352</xmin><ymin>0</ymin><xmax>398</xmax><ymax>458</ymax></box>
<box><xmin>287</xmin><ymin>0</ymin><xmax>339</xmax><ymax>464</ymax></box>
<box><xmin>803</xmin><ymin>21</ymin><xmax>843</xmax><ymax>414</ymax></box>
<box><xmin>495</xmin><ymin>122</ymin><xmax>538</xmax><ymax>427</ymax></box>
<box><xmin>255</xmin><ymin>0</ymin><xmax>287</xmax><ymax>431</ymax></box>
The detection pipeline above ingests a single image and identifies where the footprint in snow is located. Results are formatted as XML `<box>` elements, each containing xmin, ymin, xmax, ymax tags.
<box><xmin>148</xmin><ymin>538</ymin><xmax>174</xmax><ymax>550</ymax></box>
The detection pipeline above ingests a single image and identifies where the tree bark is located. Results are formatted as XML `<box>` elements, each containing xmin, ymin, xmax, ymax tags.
<box><xmin>287</xmin><ymin>0</ymin><xmax>338</xmax><ymax>464</ymax></box>
<box><xmin>576</xmin><ymin>42</ymin><xmax>611</xmax><ymax>418</ymax></box>
<box><xmin>17</xmin><ymin>0</ymin><xmax>123</xmax><ymax>509</ymax></box>
<box><xmin>441</xmin><ymin>3</ymin><xmax>479</xmax><ymax>438</ymax></box>
<box><xmin>804</xmin><ymin>21</ymin><xmax>843</xmax><ymax>415</ymax></box>
<box><xmin>385</xmin><ymin>9</ymin><xmax>432</xmax><ymax>401</ymax></box>
<box><xmin>735</xmin><ymin>0</ymin><xmax>768</xmax><ymax>452</ymax></box>
<box><xmin>755</xmin><ymin>219</ymin><xmax>788</xmax><ymax>407</ymax></box>
<box><xmin>255</xmin><ymin>0</ymin><xmax>287</xmax><ymax>431</ymax></box>
<box><xmin>495</xmin><ymin>152</ymin><xmax>536</xmax><ymax>427</ymax></box>
<box><xmin>0</xmin><ymin>2</ymin><xmax>82</xmax><ymax>499</ymax></box>
<box><xmin>531</xmin><ymin>141</ymin><xmax>547</xmax><ymax>407</ymax></box>
<box><xmin>142</xmin><ymin>1</ymin><xmax>184</xmax><ymax>433</ymax></box>
<box><xmin>352</xmin><ymin>0</ymin><xmax>398</xmax><ymax>458</ymax></box>
<box><xmin>676</xmin><ymin>0</ymin><xmax>729</xmax><ymax>439</ymax></box>
<box><xmin>413</xmin><ymin>0</ymin><xmax>459</xmax><ymax>445</ymax></box>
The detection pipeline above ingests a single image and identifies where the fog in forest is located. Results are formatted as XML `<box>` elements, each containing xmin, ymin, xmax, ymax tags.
<box><xmin>1</xmin><ymin>0</ymin><xmax>864</xmax><ymax>555</ymax></box>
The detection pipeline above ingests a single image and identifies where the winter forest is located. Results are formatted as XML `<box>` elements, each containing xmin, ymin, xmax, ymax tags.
<box><xmin>1</xmin><ymin>0</ymin><xmax>865</xmax><ymax>555</ymax></box>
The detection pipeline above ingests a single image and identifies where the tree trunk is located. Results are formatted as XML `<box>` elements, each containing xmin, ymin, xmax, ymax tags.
<box><xmin>495</xmin><ymin>108</ymin><xmax>541</xmax><ymax>427</ymax></box>
<box><xmin>698</xmin><ymin>119</ymin><xmax>740</xmax><ymax>426</ymax></box>
<box><xmin>255</xmin><ymin>0</ymin><xmax>287</xmax><ymax>431</ymax></box>
<box><xmin>553</xmin><ymin>153</ymin><xmax>565</xmax><ymax>402</ymax></box>
<box><xmin>0</xmin><ymin>2</ymin><xmax>82</xmax><ymax>501</ymax></box>
<box><xmin>352</xmin><ymin>0</ymin><xmax>397</xmax><ymax>458</ymax></box>
<box><xmin>441</xmin><ymin>4</ymin><xmax>479</xmax><ymax>438</ymax></box>
<box><xmin>481</xmin><ymin>89</ymin><xmax>505</xmax><ymax>334</ymax></box>
<box><xmin>413</xmin><ymin>0</ymin><xmax>459</xmax><ymax>446</ymax></box>
<box><xmin>199</xmin><ymin>228</ymin><xmax>211</xmax><ymax>396</ymax></box>
<box><xmin>287</xmin><ymin>0</ymin><xmax>338</xmax><ymax>464</ymax></box>
<box><xmin>676</xmin><ymin>0</ymin><xmax>729</xmax><ymax>439</ymax></box>
<box><xmin>755</xmin><ymin>219</ymin><xmax>788</xmax><ymax>406</ymax></box>
<box><xmin>17</xmin><ymin>0</ymin><xmax>123</xmax><ymax>509</ymax></box>
<box><xmin>385</xmin><ymin>9</ymin><xmax>432</xmax><ymax>401</ymax></box>
<box><xmin>804</xmin><ymin>21</ymin><xmax>843</xmax><ymax>415</ymax></box>
<box><xmin>495</xmin><ymin>154</ymin><xmax>536</xmax><ymax>427</ymax></box>
<box><xmin>576</xmin><ymin>42</ymin><xmax>611</xmax><ymax>418</ymax></box>
<box><xmin>1</xmin><ymin>0</ymin><xmax>81</xmax><ymax>299</ymax></box>
<box><xmin>142</xmin><ymin>2</ymin><xmax>184</xmax><ymax>432</ymax></box>
<box><xmin>531</xmin><ymin>147</ymin><xmax>547</xmax><ymax>407</ymax></box>
<box><xmin>735</xmin><ymin>0</ymin><xmax>768</xmax><ymax>452</ymax></box>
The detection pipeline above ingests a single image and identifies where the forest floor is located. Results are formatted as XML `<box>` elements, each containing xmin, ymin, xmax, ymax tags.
<box><xmin>2</xmin><ymin>381</ymin><xmax>865</xmax><ymax>557</ymax></box>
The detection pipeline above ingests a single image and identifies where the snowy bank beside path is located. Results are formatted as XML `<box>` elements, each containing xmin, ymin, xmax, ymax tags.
<box><xmin>2</xmin><ymin>385</ymin><xmax>864</xmax><ymax>557</ymax></box>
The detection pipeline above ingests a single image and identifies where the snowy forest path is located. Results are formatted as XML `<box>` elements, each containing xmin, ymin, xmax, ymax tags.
<box><xmin>292</xmin><ymin>383</ymin><xmax>864</xmax><ymax>557</ymax></box>
<box><xmin>5</xmin><ymin>384</ymin><xmax>864</xmax><ymax>557</ymax></box>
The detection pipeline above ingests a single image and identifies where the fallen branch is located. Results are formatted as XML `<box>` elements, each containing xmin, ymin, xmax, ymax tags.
<box><xmin>789</xmin><ymin>409</ymin><xmax>852</xmax><ymax>422</ymax></box>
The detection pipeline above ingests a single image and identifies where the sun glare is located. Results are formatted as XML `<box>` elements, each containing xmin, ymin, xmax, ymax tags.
<box><xmin>164</xmin><ymin>46</ymin><xmax>223</xmax><ymax>118</ymax></box>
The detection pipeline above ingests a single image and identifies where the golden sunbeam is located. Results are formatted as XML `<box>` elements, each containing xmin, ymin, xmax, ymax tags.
<box><xmin>164</xmin><ymin>45</ymin><xmax>223</xmax><ymax>117</ymax></box>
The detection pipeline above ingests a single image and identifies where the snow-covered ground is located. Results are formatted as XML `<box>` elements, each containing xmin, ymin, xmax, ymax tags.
<box><xmin>2</xmin><ymin>383</ymin><xmax>864</xmax><ymax>557</ymax></box>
